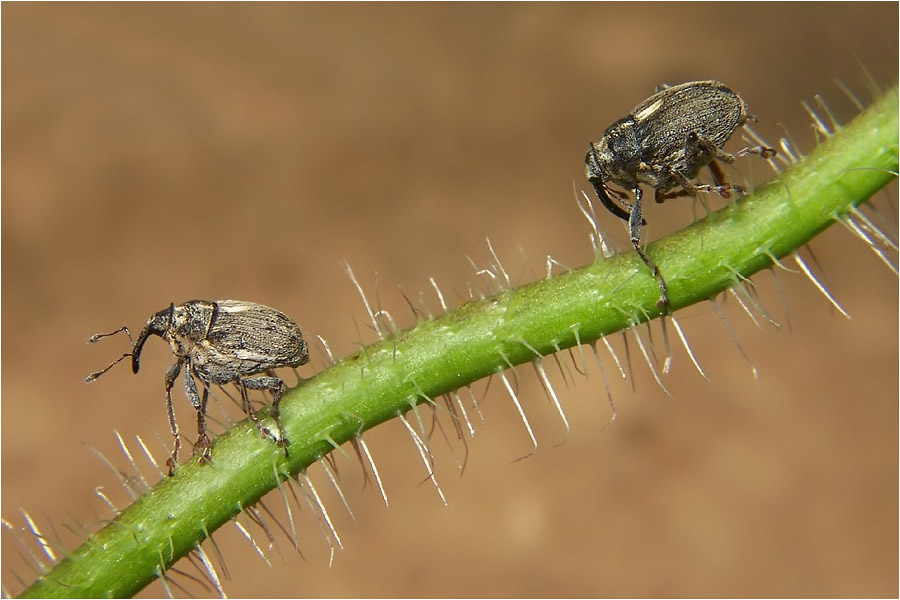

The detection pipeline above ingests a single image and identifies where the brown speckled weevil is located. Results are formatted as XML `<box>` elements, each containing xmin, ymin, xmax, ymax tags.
<box><xmin>585</xmin><ymin>80</ymin><xmax>775</xmax><ymax>313</ymax></box>
<box><xmin>87</xmin><ymin>300</ymin><xmax>309</xmax><ymax>475</ymax></box>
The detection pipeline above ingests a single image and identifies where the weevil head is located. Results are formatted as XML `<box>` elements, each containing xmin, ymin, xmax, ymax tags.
<box><xmin>585</xmin><ymin>143</ymin><xmax>604</xmax><ymax>183</ymax></box>
<box><xmin>585</xmin><ymin>123</ymin><xmax>637</xmax><ymax>223</ymax></box>
<box><xmin>131</xmin><ymin>304</ymin><xmax>174</xmax><ymax>374</ymax></box>
<box><xmin>586</xmin><ymin>117</ymin><xmax>640</xmax><ymax>188</ymax></box>
<box><xmin>297</xmin><ymin>334</ymin><xmax>310</xmax><ymax>368</ymax></box>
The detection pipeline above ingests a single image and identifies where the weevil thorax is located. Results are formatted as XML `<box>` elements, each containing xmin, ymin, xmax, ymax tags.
<box><xmin>166</xmin><ymin>300</ymin><xmax>215</xmax><ymax>358</ymax></box>
<box><xmin>587</xmin><ymin>116</ymin><xmax>641</xmax><ymax>188</ymax></box>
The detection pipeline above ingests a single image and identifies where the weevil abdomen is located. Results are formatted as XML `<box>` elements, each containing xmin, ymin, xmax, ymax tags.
<box><xmin>632</xmin><ymin>80</ymin><xmax>747</xmax><ymax>179</ymax></box>
<box><xmin>200</xmin><ymin>300</ymin><xmax>308</xmax><ymax>382</ymax></box>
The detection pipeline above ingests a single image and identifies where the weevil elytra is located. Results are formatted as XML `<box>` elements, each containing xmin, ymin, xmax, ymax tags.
<box><xmin>87</xmin><ymin>300</ymin><xmax>309</xmax><ymax>476</ymax></box>
<box><xmin>585</xmin><ymin>80</ymin><xmax>775</xmax><ymax>313</ymax></box>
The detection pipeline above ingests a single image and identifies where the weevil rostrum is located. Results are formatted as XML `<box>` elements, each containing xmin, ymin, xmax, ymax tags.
<box><xmin>87</xmin><ymin>300</ymin><xmax>309</xmax><ymax>476</ymax></box>
<box><xmin>585</xmin><ymin>80</ymin><xmax>775</xmax><ymax>313</ymax></box>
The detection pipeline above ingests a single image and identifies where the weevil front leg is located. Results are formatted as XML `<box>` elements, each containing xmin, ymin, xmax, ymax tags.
<box><xmin>629</xmin><ymin>186</ymin><xmax>670</xmax><ymax>314</ymax></box>
<box><xmin>164</xmin><ymin>359</ymin><xmax>185</xmax><ymax>476</ymax></box>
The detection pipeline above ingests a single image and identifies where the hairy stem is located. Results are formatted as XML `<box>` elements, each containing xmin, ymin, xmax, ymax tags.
<box><xmin>20</xmin><ymin>85</ymin><xmax>898</xmax><ymax>598</ymax></box>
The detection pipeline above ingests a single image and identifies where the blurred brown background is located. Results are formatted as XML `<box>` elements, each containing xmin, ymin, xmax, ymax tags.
<box><xmin>3</xmin><ymin>3</ymin><xmax>897</xmax><ymax>598</ymax></box>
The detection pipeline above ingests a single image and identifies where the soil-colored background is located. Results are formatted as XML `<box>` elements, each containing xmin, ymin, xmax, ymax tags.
<box><xmin>3</xmin><ymin>4</ymin><xmax>897</xmax><ymax>597</ymax></box>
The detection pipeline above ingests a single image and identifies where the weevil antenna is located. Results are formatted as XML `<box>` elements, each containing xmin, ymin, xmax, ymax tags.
<box><xmin>85</xmin><ymin>326</ymin><xmax>134</xmax><ymax>381</ymax></box>
<box><xmin>87</xmin><ymin>325</ymin><xmax>131</xmax><ymax>344</ymax></box>
<box><xmin>85</xmin><ymin>353</ymin><xmax>133</xmax><ymax>382</ymax></box>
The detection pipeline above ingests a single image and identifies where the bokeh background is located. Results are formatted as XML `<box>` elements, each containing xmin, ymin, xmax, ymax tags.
<box><xmin>3</xmin><ymin>3</ymin><xmax>897</xmax><ymax>597</ymax></box>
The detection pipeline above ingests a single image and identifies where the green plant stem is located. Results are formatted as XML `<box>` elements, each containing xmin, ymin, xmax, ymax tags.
<box><xmin>20</xmin><ymin>85</ymin><xmax>898</xmax><ymax>598</ymax></box>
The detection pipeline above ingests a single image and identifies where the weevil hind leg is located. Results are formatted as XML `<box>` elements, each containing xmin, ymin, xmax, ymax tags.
<box><xmin>667</xmin><ymin>160</ymin><xmax>742</xmax><ymax>202</ymax></box>
<box><xmin>237</xmin><ymin>376</ymin><xmax>289</xmax><ymax>456</ymax></box>
<box><xmin>679</xmin><ymin>133</ymin><xmax>747</xmax><ymax>199</ymax></box>
<box><xmin>702</xmin><ymin>144</ymin><xmax>776</xmax><ymax>199</ymax></box>
<box><xmin>736</xmin><ymin>144</ymin><xmax>776</xmax><ymax>160</ymax></box>
<box><xmin>654</xmin><ymin>185</ymin><xmax>690</xmax><ymax>204</ymax></box>
<box><xmin>707</xmin><ymin>159</ymin><xmax>728</xmax><ymax>187</ymax></box>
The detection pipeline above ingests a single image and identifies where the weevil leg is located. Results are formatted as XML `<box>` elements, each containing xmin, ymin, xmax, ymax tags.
<box><xmin>687</xmin><ymin>133</ymin><xmax>778</xmax><ymax>199</ymax></box>
<box><xmin>237</xmin><ymin>379</ymin><xmax>265</xmax><ymax>437</ymax></box>
<box><xmin>736</xmin><ymin>145</ymin><xmax>776</xmax><ymax>159</ymax></box>
<box><xmin>692</xmin><ymin>132</ymin><xmax>776</xmax><ymax>165</ymax></box>
<box><xmin>691</xmin><ymin>131</ymin><xmax>737</xmax><ymax>164</ymax></box>
<box><xmin>629</xmin><ymin>186</ymin><xmax>669</xmax><ymax>314</ymax></box>
<box><xmin>651</xmin><ymin>162</ymin><xmax>714</xmax><ymax>223</ymax></box>
<box><xmin>164</xmin><ymin>359</ymin><xmax>184</xmax><ymax>476</ymax></box>
<box><xmin>237</xmin><ymin>377</ymin><xmax>287</xmax><ymax>455</ymax></box>
<box><xmin>708</xmin><ymin>159</ymin><xmax>727</xmax><ymax>187</ymax></box>
<box><xmin>184</xmin><ymin>369</ymin><xmax>211</xmax><ymax>464</ymax></box>
<box><xmin>652</xmin><ymin>162</ymin><xmax>691</xmax><ymax>204</ymax></box>
<box><xmin>197</xmin><ymin>387</ymin><xmax>211</xmax><ymax>462</ymax></box>
<box><xmin>704</xmin><ymin>141</ymin><xmax>777</xmax><ymax>198</ymax></box>
<box><xmin>679</xmin><ymin>133</ymin><xmax>746</xmax><ymax>199</ymax></box>
<box><xmin>665</xmin><ymin>149</ymin><xmax>742</xmax><ymax>201</ymax></box>
<box><xmin>654</xmin><ymin>185</ymin><xmax>689</xmax><ymax>204</ymax></box>
<box><xmin>242</xmin><ymin>376</ymin><xmax>290</xmax><ymax>456</ymax></box>
<box><xmin>705</xmin><ymin>159</ymin><xmax>746</xmax><ymax>200</ymax></box>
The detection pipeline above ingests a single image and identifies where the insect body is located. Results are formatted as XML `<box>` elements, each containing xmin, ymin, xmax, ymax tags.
<box><xmin>87</xmin><ymin>300</ymin><xmax>309</xmax><ymax>475</ymax></box>
<box><xmin>585</xmin><ymin>80</ymin><xmax>774</xmax><ymax>312</ymax></box>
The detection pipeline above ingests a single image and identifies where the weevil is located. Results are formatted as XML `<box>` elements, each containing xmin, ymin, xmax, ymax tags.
<box><xmin>87</xmin><ymin>300</ymin><xmax>309</xmax><ymax>475</ymax></box>
<box><xmin>585</xmin><ymin>80</ymin><xmax>775</xmax><ymax>313</ymax></box>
